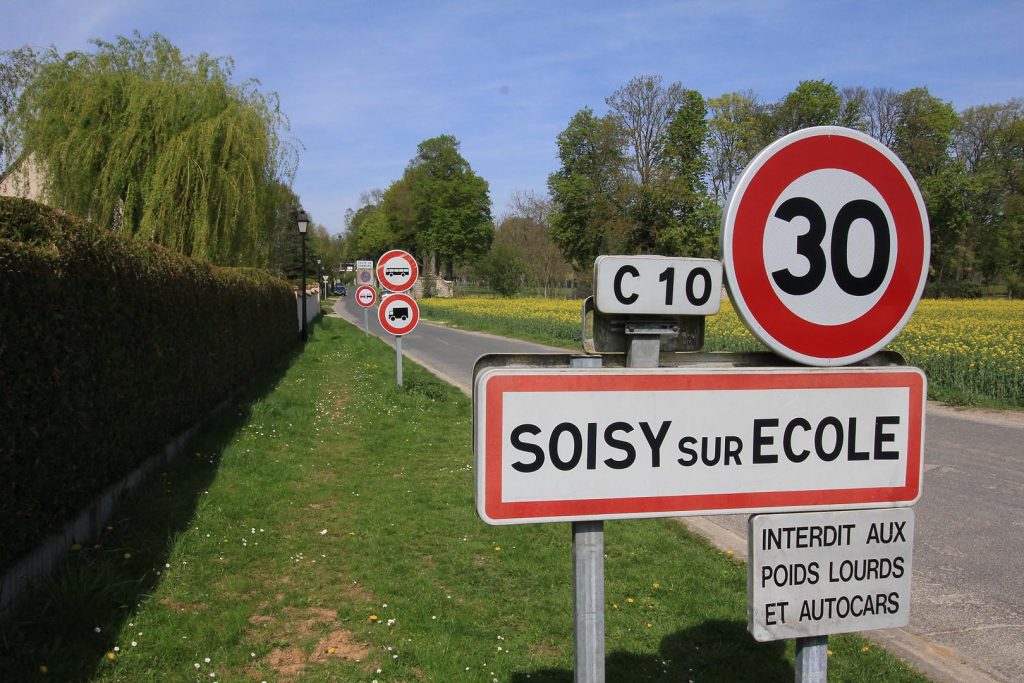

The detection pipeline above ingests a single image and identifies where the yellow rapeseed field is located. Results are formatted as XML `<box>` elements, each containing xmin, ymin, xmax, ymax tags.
<box><xmin>420</xmin><ymin>296</ymin><xmax>1024</xmax><ymax>407</ymax></box>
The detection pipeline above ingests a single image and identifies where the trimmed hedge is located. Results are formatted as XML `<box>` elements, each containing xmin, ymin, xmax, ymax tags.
<box><xmin>0</xmin><ymin>198</ymin><xmax>297</xmax><ymax>570</ymax></box>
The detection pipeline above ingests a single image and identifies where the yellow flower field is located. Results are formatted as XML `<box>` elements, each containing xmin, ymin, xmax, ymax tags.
<box><xmin>420</xmin><ymin>296</ymin><xmax>1024</xmax><ymax>408</ymax></box>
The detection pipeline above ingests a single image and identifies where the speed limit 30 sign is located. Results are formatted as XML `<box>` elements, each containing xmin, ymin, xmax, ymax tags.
<box><xmin>722</xmin><ymin>126</ymin><xmax>930</xmax><ymax>366</ymax></box>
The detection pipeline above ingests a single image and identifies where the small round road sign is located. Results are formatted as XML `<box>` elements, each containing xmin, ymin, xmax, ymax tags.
<box><xmin>376</xmin><ymin>250</ymin><xmax>418</xmax><ymax>293</ymax></box>
<box><xmin>377</xmin><ymin>292</ymin><xmax>419</xmax><ymax>336</ymax></box>
<box><xmin>355</xmin><ymin>284</ymin><xmax>377</xmax><ymax>308</ymax></box>
<box><xmin>722</xmin><ymin>126</ymin><xmax>929</xmax><ymax>366</ymax></box>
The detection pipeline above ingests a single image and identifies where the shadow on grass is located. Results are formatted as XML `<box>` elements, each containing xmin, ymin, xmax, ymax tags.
<box><xmin>0</xmin><ymin>323</ymin><xmax>321</xmax><ymax>682</ymax></box>
<box><xmin>510</xmin><ymin>619</ymin><xmax>793</xmax><ymax>683</ymax></box>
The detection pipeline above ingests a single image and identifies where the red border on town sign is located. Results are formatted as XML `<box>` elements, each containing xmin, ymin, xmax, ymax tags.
<box><xmin>480</xmin><ymin>369</ymin><xmax>925</xmax><ymax>523</ymax></box>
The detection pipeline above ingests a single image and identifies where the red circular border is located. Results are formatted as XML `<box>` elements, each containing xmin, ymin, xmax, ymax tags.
<box><xmin>377</xmin><ymin>293</ymin><xmax>419</xmax><ymax>336</ymax></box>
<box><xmin>728</xmin><ymin>132</ymin><xmax>926</xmax><ymax>362</ymax></box>
<box><xmin>376</xmin><ymin>250</ymin><xmax>418</xmax><ymax>293</ymax></box>
<box><xmin>355</xmin><ymin>284</ymin><xmax>377</xmax><ymax>308</ymax></box>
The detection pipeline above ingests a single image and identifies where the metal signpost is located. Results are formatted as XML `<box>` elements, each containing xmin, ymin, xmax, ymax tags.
<box><xmin>721</xmin><ymin>125</ymin><xmax>930</xmax><ymax>678</ymax></box>
<box><xmin>355</xmin><ymin>284</ymin><xmax>377</xmax><ymax>335</ymax></box>
<box><xmin>375</xmin><ymin>250</ymin><xmax>419</xmax><ymax>387</ymax></box>
<box><xmin>377</xmin><ymin>292</ymin><xmax>419</xmax><ymax>387</ymax></box>
<box><xmin>471</xmin><ymin>126</ymin><xmax>929</xmax><ymax>683</ymax></box>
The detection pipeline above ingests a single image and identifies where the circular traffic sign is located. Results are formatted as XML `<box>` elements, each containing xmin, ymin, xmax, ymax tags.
<box><xmin>722</xmin><ymin>126</ymin><xmax>929</xmax><ymax>366</ymax></box>
<box><xmin>377</xmin><ymin>292</ymin><xmax>419</xmax><ymax>336</ymax></box>
<box><xmin>355</xmin><ymin>284</ymin><xmax>377</xmax><ymax>308</ymax></box>
<box><xmin>357</xmin><ymin>269</ymin><xmax>373</xmax><ymax>284</ymax></box>
<box><xmin>376</xmin><ymin>249</ymin><xmax>418</xmax><ymax>293</ymax></box>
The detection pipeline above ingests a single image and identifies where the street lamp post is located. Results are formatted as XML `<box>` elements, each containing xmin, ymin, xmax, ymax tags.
<box><xmin>316</xmin><ymin>257</ymin><xmax>323</xmax><ymax>301</ymax></box>
<box><xmin>297</xmin><ymin>208</ymin><xmax>309</xmax><ymax>342</ymax></box>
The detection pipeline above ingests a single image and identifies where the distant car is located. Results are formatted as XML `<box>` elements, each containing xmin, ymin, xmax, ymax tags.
<box><xmin>333</xmin><ymin>284</ymin><xmax>347</xmax><ymax>296</ymax></box>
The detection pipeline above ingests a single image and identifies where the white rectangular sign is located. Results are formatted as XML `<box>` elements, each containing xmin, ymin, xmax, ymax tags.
<box><xmin>593</xmin><ymin>255</ymin><xmax>723</xmax><ymax>315</ymax></box>
<box><xmin>473</xmin><ymin>367</ymin><xmax>925</xmax><ymax>525</ymax></box>
<box><xmin>355</xmin><ymin>260</ymin><xmax>374</xmax><ymax>269</ymax></box>
<box><xmin>748</xmin><ymin>508</ymin><xmax>914</xmax><ymax>641</ymax></box>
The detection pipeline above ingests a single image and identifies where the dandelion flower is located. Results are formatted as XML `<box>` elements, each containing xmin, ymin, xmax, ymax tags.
<box><xmin>369</xmin><ymin>614</ymin><xmax>379</xmax><ymax>622</ymax></box>
<box><xmin>39</xmin><ymin>665</ymin><xmax>48</xmax><ymax>674</ymax></box>
<box><xmin>105</xmin><ymin>652</ymin><xmax>116</xmax><ymax>661</ymax></box>
<box><xmin>862</xmin><ymin>646</ymin><xmax>870</xmax><ymax>653</ymax></box>
<box><xmin>495</xmin><ymin>546</ymin><xmax>501</xmax><ymax>552</ymax></box>
<box><xmin>626</xmin><ymin>598</ymin><xmax>635</xmax><ymax>604</ymax></box>
<box><xmin>327</xmin><ymin>647</ymin><xmax>336</xmax><ymax>655</ymax></box>
<box><xmin>652</xmin><ymin>582</ymin><xmax>660</xmax><ymax>589</ymax></box>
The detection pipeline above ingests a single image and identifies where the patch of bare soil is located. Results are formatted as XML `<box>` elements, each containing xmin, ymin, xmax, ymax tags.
<box><xmin>246</xmin><ymin>605</ymin><xmax>373</xmax><ymax>679</ymax></box>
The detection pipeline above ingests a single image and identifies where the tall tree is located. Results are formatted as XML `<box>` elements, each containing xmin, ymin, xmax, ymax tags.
<box><xmin>863</xmin><ymin>87</ymin><xmax>902</xmax><ymax>148</ymax></box>
<box><xmin>706</xmin><ymin>90</ymin><xmax>770</xmax><ymax>203</ymax></box>
<box><xmin>771</xmin><ymin>79</ymin><xmax>842</xmax><ymax>135</ymax></box>
<box><xmin>892</xmin><ymin>87</ymin><xmax>958</xmax><ymax>180</ymax></box>
<box><xmin>0</xmin><ymin>46</ymin><xmax>48</xmax><ymax>173</ymax></box>
<box><xmin>605</xmin><ymin>75</ymin><xmax>688</xmax><ymax>185</ymax></box>
<box><xmin>403</xmin><ymin>135</ymin><xmax>493</xmax><ymax>278</ymax></box>
<box><xmin>9</xmin><ymin>32</ymin><xmax>297</xmax><ymax>266</ymax></box>
<box><xmin>495</xmin><ymin>190</ymin><xmax>572</xmax><ymax>295</ymax></box>
<box><xmin>548</xmin><ymin>107</ymin><xmax>629</xmax><ymax>271</ymax></box>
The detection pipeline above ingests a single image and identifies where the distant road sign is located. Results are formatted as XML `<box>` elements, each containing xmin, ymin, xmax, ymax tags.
<box><xmin>594</xmin><ymin>256</ymin><xmax>722</xmax><ymax>316</ymax></box>
<box><xmin>474</xmin><ymin>366</ymin><xmax>925</xmax><ymax>525</ymax></box>
<box><xmin>722</xmin><ymin>126</ymin><xmax>929</xmax><ymax>366</ymax></box>
<box><xmin>748</xmin><ymin>508</ymin><xmax>914</xmax><ymax>641</ymax></box>
<box><xmin>355</xmin><ymin>285</ymin><xmax>377</xmax><ymax>308</ymax></box>
<box><xmin>376</xmin><ymin>250</ymin><xmax>418</xmax><ymax>293</ymax></box>
<box><xmin>356</xmin><ymin>260</ymin><xmax>375</xmax><ymax>286</ymax></box>
<box><xmin>377</xmin><ymin>292</ymin><xmax>419</xmax><ymax>335</ymax></box>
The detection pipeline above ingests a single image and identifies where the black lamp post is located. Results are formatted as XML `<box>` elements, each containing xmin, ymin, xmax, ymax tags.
<box><xmin>297</xmin><ymin>208</ymin><xmax>309</xmax><ymax>342</ymax></box>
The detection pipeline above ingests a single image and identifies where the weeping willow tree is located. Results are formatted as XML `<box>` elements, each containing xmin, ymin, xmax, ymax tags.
<box><xmin>11</xmin><ymin>32</ymin><xmax>298</xmax><ymax>266</ymax></box>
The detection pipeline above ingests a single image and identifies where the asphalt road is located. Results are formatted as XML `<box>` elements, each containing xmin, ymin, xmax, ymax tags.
<box><xmin>332</xmin><ymin>297</ymin><xmax>1023</xmax><ymax>683</ymax></box>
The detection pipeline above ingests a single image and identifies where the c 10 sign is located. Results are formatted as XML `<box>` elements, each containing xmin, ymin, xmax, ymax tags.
<box><xmin>473</xmin><ymin>366</ymin><xmax>925</xmax><ymax>525</ymax></box>
<box><xmin>594</xmin><ymin>256</ymin><xmax>723</xmax><ymax>316</ymax></box>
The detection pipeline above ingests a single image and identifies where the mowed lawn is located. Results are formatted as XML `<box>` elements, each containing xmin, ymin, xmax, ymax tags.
<box><xmin>1</xmin><ymin>314</ymin><xmax>930</xmax><ymax>682</ymax></box>
<box><xmin>420</xmin><ymin>296</ymin><xmax>1024</xmax><ymax>410</ymax></box>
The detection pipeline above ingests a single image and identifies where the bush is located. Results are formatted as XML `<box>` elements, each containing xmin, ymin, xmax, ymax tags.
<box><xmin>924</xmin><ymin>278</ymin><xmax>984</xmax><ymax>298</ymax></box>
<box><xmin>0</xmin><ymin>198</ymin><xmax>297</xmax><ymax>570</ymax></box>
<box><xmin>474</xmin><ymin>243</ymin><xmax>526</xmax><ymax>297</ymax></box>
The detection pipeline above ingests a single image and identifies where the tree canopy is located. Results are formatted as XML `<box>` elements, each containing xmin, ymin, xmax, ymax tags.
<box><xmin>342</xmin><ymin>134</ymin><xmax>493</xmax><ymax>278</ymax></box>
<box><xmin>2</xmin><ymin>32</ymin><xmax>298</xmax><ymax>267</ymax></box>
<box><xmin>547</xmin><ymin>77</ymin><xmax>1023</xmax><ymax>296</ymax></box>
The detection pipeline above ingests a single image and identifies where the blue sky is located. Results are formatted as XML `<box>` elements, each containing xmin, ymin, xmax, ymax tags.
<box><xmin>3</xmin><ymin>0</ymin><xmax>1022</xmax><ymax>235</ymax></box>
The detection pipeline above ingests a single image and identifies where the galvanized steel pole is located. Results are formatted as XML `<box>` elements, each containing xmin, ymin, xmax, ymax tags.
<box><xmin>795</xmin><ymin>636</ymin><xmax>828</xmax><ymax>683</ymax></box>
<box><xmin>571</xmin><ymin>354</ymin><xmax>603</xmax><ymax>683</ymax></box>
<box><xmin>396</xmin><ymin>335</ymin><xmax>403</xmax><ymax>387</ymax></box>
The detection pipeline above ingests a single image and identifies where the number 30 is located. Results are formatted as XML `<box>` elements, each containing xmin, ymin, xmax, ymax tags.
<box><xmin>771</xmin><ymin>197</ymin><xmax>890</xmax><ymax>297</ymax></box>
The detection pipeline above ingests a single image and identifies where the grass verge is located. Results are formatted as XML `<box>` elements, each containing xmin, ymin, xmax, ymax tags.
<box><xmin>1</xmin><ymin>315</ymin><xmax>930</xmax><ymax>681</ymax></box>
